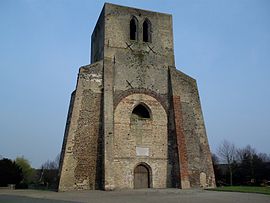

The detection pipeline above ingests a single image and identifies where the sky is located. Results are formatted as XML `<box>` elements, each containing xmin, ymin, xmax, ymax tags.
<box><xmin>0</xmin><ymin>0</ymin><xmax>269</xmax><ymax>168</ymax></box>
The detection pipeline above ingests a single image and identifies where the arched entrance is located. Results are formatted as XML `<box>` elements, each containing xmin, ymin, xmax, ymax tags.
<box><xmin>134</xmin><ymin>164</ymin><xmax>151</xmax><ymax>189</ymax></box>
<box><xmin>113</xmin><ymin>93</ymin><xmax>167</xmax><ymax>189</ymax></box>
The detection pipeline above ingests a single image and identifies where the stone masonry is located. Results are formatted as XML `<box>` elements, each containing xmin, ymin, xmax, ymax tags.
<box><xmin>58</xmin><ymin>3</ymin><xmax>216</xmax><ymax>191</ymax></box>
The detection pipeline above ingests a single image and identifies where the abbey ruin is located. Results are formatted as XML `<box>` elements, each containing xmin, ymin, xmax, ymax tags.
<box><xmin>58</xmin><ymin>3</ymin><xmax>215</xmax><ymax>191</ymax></box>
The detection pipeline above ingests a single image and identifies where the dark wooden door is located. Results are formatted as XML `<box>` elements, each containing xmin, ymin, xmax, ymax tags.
<box><xmin>134</xmin><ymin>164</ymin><xmax>149</xmax><ymax>189</ymax></box>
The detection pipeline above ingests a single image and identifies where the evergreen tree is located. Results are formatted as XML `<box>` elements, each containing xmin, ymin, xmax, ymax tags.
<box><xmin>0</xmin><ymin>158</ymin><xmax>23</xmax><ymax>186</ymax></box>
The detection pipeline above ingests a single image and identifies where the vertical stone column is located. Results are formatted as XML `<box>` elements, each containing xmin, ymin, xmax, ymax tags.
<box><xmin>172</xmin><ymin>96</ymin><xmax>191</xmax><ymax>189</ymax></box>
<box><xmin>103</xmin><ymin>57</ymin><xmax>115</xmax><ymax>190</ymax></box>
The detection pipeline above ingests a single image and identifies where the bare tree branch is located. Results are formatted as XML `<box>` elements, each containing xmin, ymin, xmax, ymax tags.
<box><xmin>217</xmin><ymin>140</ymin><xmax>236</xmax><ymax>185</ymax></box>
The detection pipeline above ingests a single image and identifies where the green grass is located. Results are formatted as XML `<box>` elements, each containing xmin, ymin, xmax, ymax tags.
<box><xmin>207</xmin><ymin>186</ymin><xmax>270</xmax><ymax>195</ymax></box>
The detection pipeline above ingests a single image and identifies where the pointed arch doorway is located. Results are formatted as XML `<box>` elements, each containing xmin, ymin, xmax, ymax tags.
<box><xmin>134</xmin><ymin>163</ymin><xmax>151</xmax><ymax>189</ymax></box>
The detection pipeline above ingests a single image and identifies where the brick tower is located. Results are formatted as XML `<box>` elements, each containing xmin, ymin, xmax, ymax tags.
<box><xmin>58</xmin><ymin>3</ymin><xmax>215</xmax><ymax>191</ymax></box>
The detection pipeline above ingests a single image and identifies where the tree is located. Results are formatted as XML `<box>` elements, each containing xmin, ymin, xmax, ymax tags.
<box><xmin>15</xmin><ymin>156</ymin><xmax>34</xmax><ymax>185</ymax></box>
<box><xmin>237</xmin><ymin>145</ymin><xmax>267</xmax><ymax>185</ymax></box>
<box><xmin>217</xmin><ymin>140</ymin><xmax>236</xmax><ymax>186</ymax></box>
<box><xmin>39</xmin><ymin>154</ymin><xmax>60</xmax><ymax>189</ymax></box>
<box><xmin>0</xmin><ymin>158</ymin><xmax>23</xmax><ymax>187</ymax></box>
<box><xmin>258</xmin><ymin>153</ymin><xmax>270</xmax><ymax>162</ymax></box>
<box><xmin>211</xmin><ymin>153</ymin><xmax>223</xmax><ymax>186</ymax></box>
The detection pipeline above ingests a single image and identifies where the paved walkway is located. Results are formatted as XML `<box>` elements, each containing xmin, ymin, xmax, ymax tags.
<box><xmin>0</xmin><ymin>188</ymin><xmax>270</xmax><ymax>203</ymax></box>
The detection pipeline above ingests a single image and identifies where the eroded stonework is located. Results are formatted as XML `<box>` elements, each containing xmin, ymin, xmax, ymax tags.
<box><xmin>58</xmin><ymin>3</ymin><xmax>215</xmax><ymax>191</ymax></box>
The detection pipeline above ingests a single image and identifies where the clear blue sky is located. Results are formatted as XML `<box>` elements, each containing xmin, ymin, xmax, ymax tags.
<box><xmin>0</xmin><ymin>0</ymin><xmax>269</xmax><ymax>168</ymax></box>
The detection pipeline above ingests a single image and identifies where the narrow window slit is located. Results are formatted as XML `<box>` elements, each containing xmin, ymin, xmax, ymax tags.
<box><xmin>130</xmin><ymin>17</ymin><xmax>138</xmax><ymax>40</ymax></box>
<box><xmin>143</xmin><ymin>19</ymin><xmax>152</xmax><ymax>42</ymax></box>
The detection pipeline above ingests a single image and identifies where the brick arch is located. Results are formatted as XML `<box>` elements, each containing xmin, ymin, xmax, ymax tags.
<box><xmin>113</xmin><ymin>93</ymin><xmax>168</xmax><ymax>188</ymax></box>
<box><xmin>114</xmin><ymin>88</ymin><xmax>168</xmax><ymax>113</ymax></box>
<box><xmin>114</xmin><ymin>93</ymin><xmax>167</xmax><ymax>124</ymax></box>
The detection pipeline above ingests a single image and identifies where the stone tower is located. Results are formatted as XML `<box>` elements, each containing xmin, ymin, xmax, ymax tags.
<box><xmin>58</xmin><ymin>3</ymin><xmax>215</xmax><ymax>191</ymax></box>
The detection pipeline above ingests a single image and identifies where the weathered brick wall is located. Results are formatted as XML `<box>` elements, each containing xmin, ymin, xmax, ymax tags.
<box><xmin>169</xmin><ymin>67</ymin><xmax>216</xmax><ymax>188</ymax></box>
<box><xmin>103</xmin><ymin>3</ymin><xmax>175</xmax><ymax>68</ymax></box>
<box><xmin>102</xmin><ymin>3</ymin><xmax>174</xmax><ymax>95</ymax></box>
<box><xmin>58</xmin><ymin>62</ymin><xmax>103</xmax><ymax>191</ymax></box>
<box><xmin>100</xmin><ymin>3</ymin><xmax>176</xmax><ymax>189</ymax></box>
<box><xmin>113</xmin><ymin>93</ymin><xmax>168</xmax><ymax>189</ymax></box>
<box><xmin>91</xmin><ymin>8</ymin><xmax>104</xmax><ymax>63</ymax></box>
<box><xmin>58</xmin><ymin>90</ymin><xmax>75</xmax><ymax>182</ymax></box>
<box><xmin>171</xmin><ymin>96</ymin><xmax>191</xmax><ymax>189</ymax></box>
<box><xmin>73</xmin><ymin>90</ymin><xmax>102</xmax><ymax>189</ymax></box>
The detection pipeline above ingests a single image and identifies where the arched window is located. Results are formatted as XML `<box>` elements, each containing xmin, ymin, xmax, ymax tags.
<box><xmin>130</xmin><ymin>17</ymin><xmax>138</xmax><ymax>40</ymax></box>
<box><xmin>132</xmin><ymin>104</ymin><xmax>151</xmax><ymax>119</ymax></box>
<box><xmin>143</xmin><ymin>19</ymin><xmax>152</xmax><ymax>42</ymax></box>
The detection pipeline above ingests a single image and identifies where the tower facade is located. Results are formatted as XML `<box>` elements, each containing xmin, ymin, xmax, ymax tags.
<box><xmin>58</xmin><ymin>3</ymin><xmax>215</xmax><ymax>191</ymax></box>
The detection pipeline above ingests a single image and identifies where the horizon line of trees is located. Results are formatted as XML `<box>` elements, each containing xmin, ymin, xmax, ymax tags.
<box><xmin>0</xmin><ymin>154</ymin><xmax>60</xmax><ymax>189</ymax></box>
<box><xmin>213</xmin><ymin>140</ymin><xmax>270</xmax><ymax>186</ymax></box>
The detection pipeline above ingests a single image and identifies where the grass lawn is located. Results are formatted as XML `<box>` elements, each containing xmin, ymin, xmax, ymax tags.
<box><xmin>207</xmin><ymin>186</ymin><xmax>270</xmax><ymax>195</ymax></box>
